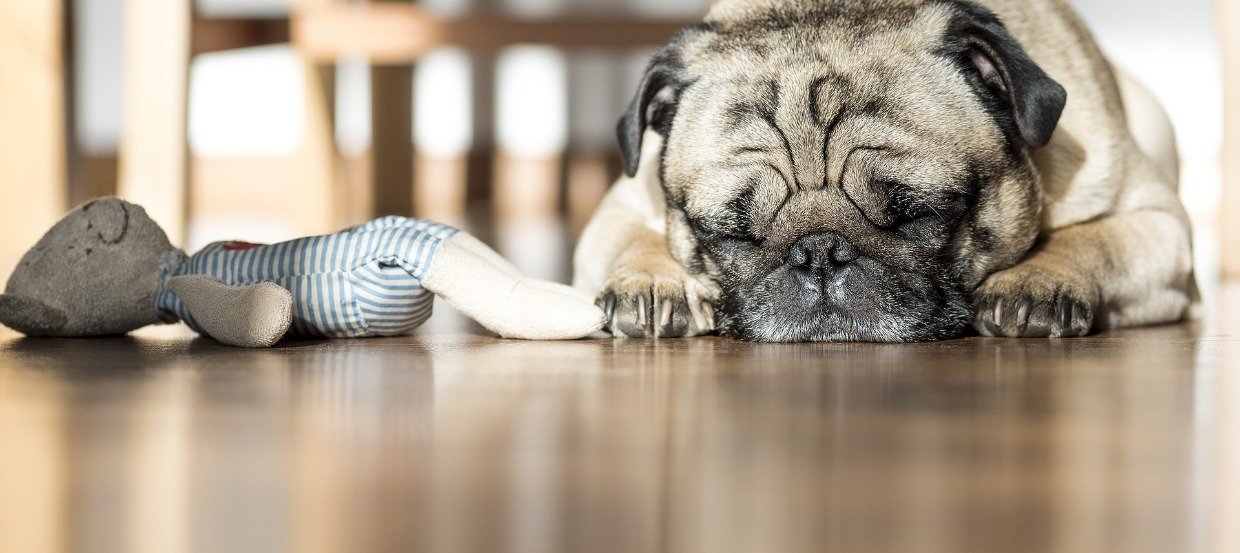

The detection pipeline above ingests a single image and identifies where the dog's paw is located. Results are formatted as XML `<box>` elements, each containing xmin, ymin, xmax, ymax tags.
<box><xmin>972</xmin><ymin>264</ymin><xmax>1098</xmax><ymax>338</ymax></box>
<box><xmin>598</xmin><ymin>270</ymin><xmax>716</xmax><ymax>338</ymax></box>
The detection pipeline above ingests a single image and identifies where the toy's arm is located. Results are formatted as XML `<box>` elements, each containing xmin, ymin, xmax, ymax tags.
<box><xmin>423</xmin><ymin>233</ymin><xmax>606</xmax><ymax>340</ymax></box>
<box><xmin>166</xmin><ymin>275</ymin><xmax>293</xmax><ymax>348</ymax></box>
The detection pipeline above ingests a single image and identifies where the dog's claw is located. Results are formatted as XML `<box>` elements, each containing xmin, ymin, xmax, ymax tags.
<box><xmin>602</xmin><ymin>293</ymin><xmax>617</xmax><ymax>322</ymax></box>
<box><xmin>596</xmin><ymin>275</ymin><xmax>714</xmax><ymax>338</ymax></box>
<box><xmin>973</xmin><ymin>265</ymin><xmax>1096</xmax><ymax>338</ymax></box>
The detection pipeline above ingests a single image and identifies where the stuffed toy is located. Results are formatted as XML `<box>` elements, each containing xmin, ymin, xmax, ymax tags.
<box><xmin>0</xmin><ymin>198</ymin><xmax>605</xmax><ymax>347</ymax></box>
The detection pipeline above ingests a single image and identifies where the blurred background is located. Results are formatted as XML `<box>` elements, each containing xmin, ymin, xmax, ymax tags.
<box><xmin>0</xmin><ymin>0</ymin><xmax>1228</xmax><ymax>298</ymax></box>
<box><xmin>0</xmin><ymin>4</ymin><xmax>1235</xmax><ymax>552</ymax></box>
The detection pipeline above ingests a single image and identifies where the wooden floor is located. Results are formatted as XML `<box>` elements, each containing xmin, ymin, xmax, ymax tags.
<box><xmin>2</xmin><ymin>288</ymin><xmax>1239</xmax><ymax>553</ymax></box>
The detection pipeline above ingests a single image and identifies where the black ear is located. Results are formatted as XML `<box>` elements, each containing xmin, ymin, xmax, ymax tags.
<box><xmin>617</xmin><ymin>38</ymin><xmax>695</xmax><ymax>177</ymax></box>
<box><xmin>947</xmin><ymin>2</ymin><xmax>1067</xmax><ymax>148</ymax></box>
<box><xmin>617</xmin><ymin>76</ymin><xmax>678</xmax><ymax>177</ymax></box>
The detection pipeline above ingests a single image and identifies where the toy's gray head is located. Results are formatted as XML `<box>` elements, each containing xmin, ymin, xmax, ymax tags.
<box><xmin>0</xmin><ymin>198</ymin><xmax>176</xmax><ymax>336</ymax></box>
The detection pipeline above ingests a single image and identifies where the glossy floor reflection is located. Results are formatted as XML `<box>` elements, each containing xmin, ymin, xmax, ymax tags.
<box><xmin>1</xmin><ymin>291</ymin><xmax>1239</xmax><ymax>553</ymax></box>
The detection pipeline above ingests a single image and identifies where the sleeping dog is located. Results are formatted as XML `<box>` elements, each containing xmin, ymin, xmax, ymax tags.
<box><xmin>574</xmin><ymin>0</ymin><xmax>1195</xmax><ymax>341</ymax></box>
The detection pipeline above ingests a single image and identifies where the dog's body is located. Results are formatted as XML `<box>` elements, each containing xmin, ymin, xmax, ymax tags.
<box><xmin>574</xmin><ymin>0</ymin><xmax>1194</xmax><ymax>342</ymax></box>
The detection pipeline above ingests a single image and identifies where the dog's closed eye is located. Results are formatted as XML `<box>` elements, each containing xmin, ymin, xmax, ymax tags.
<box><xmin>687</xmin><ymin>216</ymin><xmax>763</xmax><ymax>247</ymax></box>
<box><xmin>885</xmin><ymin>187</ymin><xmax>970</xmax><ymax>237</ymax></box>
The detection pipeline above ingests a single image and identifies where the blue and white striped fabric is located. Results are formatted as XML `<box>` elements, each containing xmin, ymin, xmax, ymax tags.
<box><xmin>154</xmin><ymin>216</ymin><xmax>459</xmax><ymax>339</ymax></box>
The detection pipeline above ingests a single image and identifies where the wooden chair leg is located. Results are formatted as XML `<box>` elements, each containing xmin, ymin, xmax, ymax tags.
<box><xmin>299</xmin><ymin>62</ymin><xmax>344</xmax><ymax>231</ymax></box>
<box><xmin>467</xmin><ymin>53</ymin><xmax>497</xmax><ymax>212</ymax></box>
<box><xmin>370</xmin><ymin>64</ymin><xmax>415</xmax><ymax>217</ymax></box>
<box><xmin>290</xmin><ymin>0</ymin><xmax>353</xmax><ymax>230</ymax></box>
<box><xmin>0</xmin><ymin>0</ymin><xmax>69</xmax><ymax>285</ymax></box>
<box><xmin>117</xmin><ymin>0</ymin><xmax>191</xmax><ymax>242</ymax></box>
<box><xmin>0</xmin><ymin>1</ymin><xmax>68</xmax><ymax>545</ymax></box>
<box><xmin>365</xmin><ymin>0</ymin><xmax>418</xmax><ymax>218</ymax></box>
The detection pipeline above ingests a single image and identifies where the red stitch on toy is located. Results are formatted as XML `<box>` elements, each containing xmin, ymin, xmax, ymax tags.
<box><xmin>222</xmin><ymin>241</ymin><xmax>265</xmax><ymax>251</ymax></box>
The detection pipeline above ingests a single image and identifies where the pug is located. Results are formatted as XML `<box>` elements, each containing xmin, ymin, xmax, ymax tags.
<box><xmin>573</xmin><ymin>0</ymin><xmax>1196</xmax><ymax>342</ymax></box>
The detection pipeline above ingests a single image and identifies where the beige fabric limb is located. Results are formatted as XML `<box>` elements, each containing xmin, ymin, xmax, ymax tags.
<box><xmin>423</xmin><ymin>233</ymin><xmax>606</xmax><ymax>340</ymax></box>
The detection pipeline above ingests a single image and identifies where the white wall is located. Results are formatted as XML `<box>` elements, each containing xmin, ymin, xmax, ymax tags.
<box><xmin>1071</xmin><ymin>0</ymin><xmax>1221</xmax><ymax>213</ymax></box>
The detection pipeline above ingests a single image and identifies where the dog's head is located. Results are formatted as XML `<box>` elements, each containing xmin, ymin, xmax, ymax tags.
<box><xmin>619</xmin><ymin>0</ymin><xmax>1065</xmax><ymax>342</ymax></box>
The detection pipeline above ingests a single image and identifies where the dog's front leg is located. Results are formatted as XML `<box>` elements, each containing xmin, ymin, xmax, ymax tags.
<box><xmin>573</xmin><ymin>160</ymin><xmax>716</xmax><ymax>338</ymax></box>
<box><xmin>973</xmin><ymin>195</ymin><xmax>1195</xmax><ymax>337</ymax></box>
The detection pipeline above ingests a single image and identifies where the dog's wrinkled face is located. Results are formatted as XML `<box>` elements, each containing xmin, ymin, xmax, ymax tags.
<box><xmin>617</xmin><ymin>0</ymin><xmax>1065</xmax><ymax>342</ymax></box>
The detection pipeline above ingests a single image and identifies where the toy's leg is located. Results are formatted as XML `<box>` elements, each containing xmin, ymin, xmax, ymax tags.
<box><xmin>449</xmin><ymin>233</ymin><xmax>522</xmax><ymax>279</ymax></box>
<box><xmin>423</xmin><ymin>233</ymin><xmax>605</xmax><ymax>340</ymax></box>
<box><xmin>167</xmin><ymin>275</ymin><xmax>293</xmax><ymax>347</ymax></box>
<box><xmin>449</xmin><ymin>232</ymin><xmax>597</xmax><ymax>304</ymax></box>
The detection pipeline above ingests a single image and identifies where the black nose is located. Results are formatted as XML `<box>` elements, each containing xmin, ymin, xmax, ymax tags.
<box><xmin>787</xmin><ymin>232</ymin><xmax>859</xmax><ymax>272</ymax></box>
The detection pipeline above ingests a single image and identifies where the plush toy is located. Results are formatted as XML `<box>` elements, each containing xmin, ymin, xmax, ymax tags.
<box><xmin>0</xmin><ymin>198</ymin><xmax>605</xmax><ymax>347</ymax></box>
